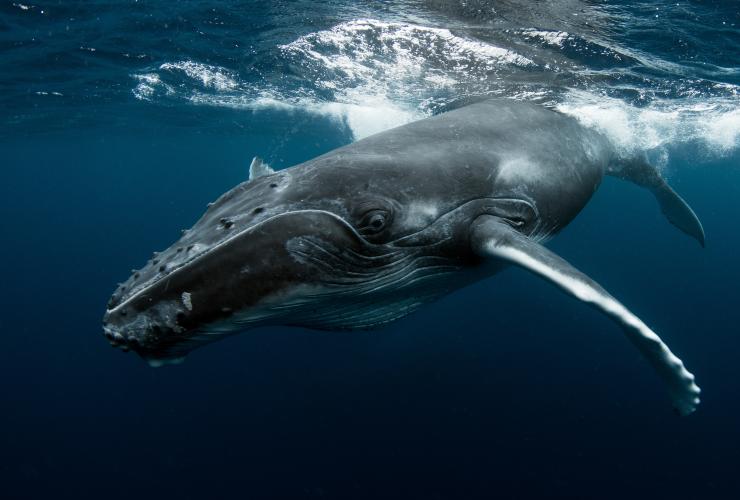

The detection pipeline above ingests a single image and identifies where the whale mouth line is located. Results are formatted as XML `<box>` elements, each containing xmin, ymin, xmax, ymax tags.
<box><xmin>107</xmin><ymin>209</ymin><xmax>365</xmax><ymax>314</ymax></box>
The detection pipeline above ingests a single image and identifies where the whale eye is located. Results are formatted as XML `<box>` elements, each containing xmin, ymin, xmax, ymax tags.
<box><xmin>359</xmin><ymin>209</ymin><xmax>389</xmax><ymax>236</ymax></box>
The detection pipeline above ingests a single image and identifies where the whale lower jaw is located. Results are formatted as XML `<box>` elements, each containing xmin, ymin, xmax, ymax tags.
<box><xmin>144</xmin><ymin>265</ymin><xmax>473</xmax><ymax>367</ymax></box>
<box><xmin>205</xmin><ymin>287</ymin><xmax>452</xmax><ymax>335</ymax></box>
<box><xmin>230</xmin><ymin>262</ymin><xmax>474</xmax><ymax>332</ymax></box>
<box><xmin>138</xmin><ymin>253</ymin><xmax>486</xmax><ymax>367</ymax></box>
<box><xmin>141</xmin><ymin>296</ymin><xmax>437</xmax><ymax>367</ymax></box>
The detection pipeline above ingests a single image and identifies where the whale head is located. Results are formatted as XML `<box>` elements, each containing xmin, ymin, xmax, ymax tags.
<box><xmin>102</xmin><ymin>152</ymin><xmax>545</xmax><ymax>366</ymax></box>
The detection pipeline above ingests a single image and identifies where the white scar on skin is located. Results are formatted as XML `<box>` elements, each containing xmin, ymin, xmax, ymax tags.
<box><xmin>181</xmin><ymin>292</ymin><xmax>193</xmax><ymax>311</ymax></box>
<box><xmin>497</xmin><ymin>156</ymin><xmax>540</xmax><ymax>183</ymax></box>
<box><xmin>404</xmin><ymin>202</ymin><xmax>440</xmax><ymax>227</ymax></box>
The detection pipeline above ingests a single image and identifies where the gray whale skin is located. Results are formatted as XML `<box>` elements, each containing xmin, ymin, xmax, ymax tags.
<box><xmin>103</xmin><ymin>99</ymin><xmax>705</xmax><ymax>415</ymax></box>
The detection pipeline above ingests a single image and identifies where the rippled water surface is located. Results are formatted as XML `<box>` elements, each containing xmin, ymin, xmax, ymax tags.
<box><xmin>1</xmin><ymin>1</ymin><xmax>739</xmax><ymax>499</ymax></box>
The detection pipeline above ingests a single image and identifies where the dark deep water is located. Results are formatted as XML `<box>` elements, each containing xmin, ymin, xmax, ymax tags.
<box><xmin>2</xmin><ymin>1</ymin><xmax>739</xmax><ymax>498</ymax></box>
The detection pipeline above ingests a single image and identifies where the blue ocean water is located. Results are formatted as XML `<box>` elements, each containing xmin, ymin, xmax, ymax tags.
<box><xmin>1</xmin><ymin>1</ymin><xmax>739</xmax><ymax>498</ymax></box>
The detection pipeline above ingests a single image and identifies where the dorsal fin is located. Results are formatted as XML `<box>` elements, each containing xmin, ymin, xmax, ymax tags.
<box><xmin>249</xmin><ymin>156</ymin><xmax>275</xmax><ymax>180</ymax></box>
<box><xmin>608</xmin><ymin>158</ymin><xmax>705</xmax><ymax>247</ymax></box>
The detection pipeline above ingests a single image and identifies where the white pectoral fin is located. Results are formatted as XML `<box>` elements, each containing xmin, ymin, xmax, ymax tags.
<box><xmin>470</xmin><ymin>216</ymin><xmax>701</xmax><ymax>415</ymax></box>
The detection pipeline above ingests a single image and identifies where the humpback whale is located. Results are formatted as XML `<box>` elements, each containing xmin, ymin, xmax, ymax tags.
<box><xmin>102</xmin><ymin>99</ymin><xmax>704</xmax><ymax>415</ymax></box>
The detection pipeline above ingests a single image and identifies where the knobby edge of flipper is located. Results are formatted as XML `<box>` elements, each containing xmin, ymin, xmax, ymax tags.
<box><xmin>469</xmin><ymin>215</ymin><xmax>701</xmax><ymax>415</ymax></box>
<box><xmin>608</xmin><ymin>157</ymin><xmax>705</xmax><ymax>247</ymax></box>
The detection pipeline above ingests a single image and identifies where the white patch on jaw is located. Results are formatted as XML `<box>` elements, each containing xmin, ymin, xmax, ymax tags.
<box><xmin>181</xmin><ymin>292</ymin><xmax>193</xmax><ymax>311</ymax></box>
